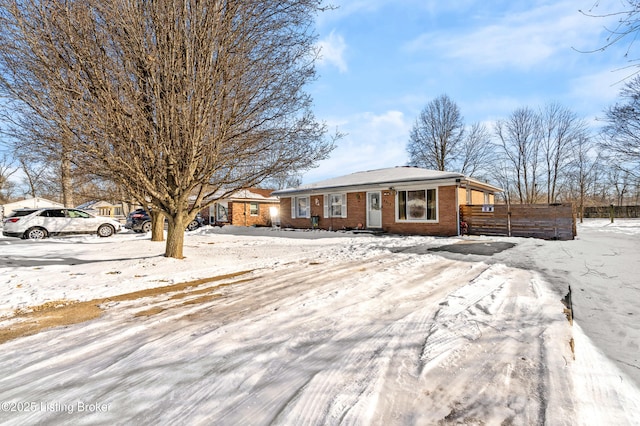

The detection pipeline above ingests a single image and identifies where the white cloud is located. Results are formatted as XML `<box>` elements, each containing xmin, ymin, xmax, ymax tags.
<box><xmin>316</xmin><ymin>0</ymin><xmax>395</xmax><ymax>26</ymax></box>
<box><xmin>570</xmin><ymin>68</ymin><xmax>630</xmax><ymax>102</ymax></box>
<box><xmin>404</xmin><ymin>1</ymin><xmax>617</xmax><ymax>71</ymax></box>
<box><xmin>317</xmin><ymin>0</ymin><xmax>477</xmax><ymax>26</ymax></box>
<box><xmin>566</xmin><ymin>67</ymin><xmax>632</xmax><ymax>122</ymax></box>
<box><xmin>303</xmin><ymin>110</ymin><xmax>411</xmax><ymax>183</ymax></box>
<box><xmin>316</xmin><ymin>31</ymin><xmax>348</xmax><ymax>73</ymax></box>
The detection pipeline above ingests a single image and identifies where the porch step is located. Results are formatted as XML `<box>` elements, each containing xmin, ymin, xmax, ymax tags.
<box><xmin>351</xmin><ymin>228</ymin><xmax>385</xmax><ymax>235</ymax></box>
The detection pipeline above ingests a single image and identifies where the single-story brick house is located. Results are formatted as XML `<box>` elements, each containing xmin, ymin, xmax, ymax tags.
<box><xmin>199</xmin><ymin>188</ymin><xmax>279</xmax><ymax>227</ymax></box>
<box><xmin>272</xmin><ymin>167</ymin><xmax>502</xmax><ymax>236</ymax></box>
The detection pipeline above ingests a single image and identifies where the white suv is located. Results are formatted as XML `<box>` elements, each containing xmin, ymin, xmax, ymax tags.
<box><xmin>2</xmin><ymin>208</ymin><xmax>122</xmax><ymax>239</ymax></box>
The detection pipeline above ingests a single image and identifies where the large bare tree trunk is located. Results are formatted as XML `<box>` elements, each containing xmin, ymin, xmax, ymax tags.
<box><xmin>60</xmin><ymin>148</ymin><xmax>74</xmax><ymax>208</ymax></box>
<box><xmin>151</xmin><ymin>211</ymin><xmax>164</xmax><ymax>242</ymax></box>
<box><xmin>165</xmin><ymin>215</ymin><xmax>186</xmax><ymax>259</ymax></box>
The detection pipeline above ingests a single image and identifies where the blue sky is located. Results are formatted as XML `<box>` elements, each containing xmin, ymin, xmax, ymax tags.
<box><xmin>303</xmin><ymin>0</ymin><xmax>631</xmax><ymax>183</ymax></box>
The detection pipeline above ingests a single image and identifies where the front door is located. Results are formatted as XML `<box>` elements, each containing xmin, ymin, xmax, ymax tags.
<box><xmin>367</xmin><ymin>191</ymin><xmax>382</xmax><ymax>229</ymax></box>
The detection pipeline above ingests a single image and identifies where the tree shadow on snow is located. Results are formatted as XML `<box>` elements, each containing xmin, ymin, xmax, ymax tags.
<box><xmin>390</xmin><ymin>241</ymin><xmax>516</xmax><ymax>257</ymax></box>
<box><xmin>1</xmin><ymin>254</ymin><xmax>163</xmax><ymax>268</ymax></box>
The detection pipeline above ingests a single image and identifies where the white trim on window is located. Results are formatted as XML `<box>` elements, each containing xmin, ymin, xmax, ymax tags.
<box><xmin>215</xmin><ymin>202</ymin><xmax>229</xmax><ymax>222</ymax></box>
<box><xmin>323</xmin><ymin>195</ymin><xmax>329</xmax><ymax>218</ymax></box>
<box><xmin>250</xmin><ymin>202</ymin><xmax>259</xmax><ymax>216</ymax></box>
<box><xmin>324</xmin><ymin>193</ymin><xmax>347</xmax><ymax>218</ymax></box>
<box><xmin>396</xmin><ymin>187</ymin><xmax>438</xmax><ymax>222</ymax></box>
<box><xmin>291</xmin><ymin>196</ymin><xmax>310</xmax><ymax>219</ymax></box>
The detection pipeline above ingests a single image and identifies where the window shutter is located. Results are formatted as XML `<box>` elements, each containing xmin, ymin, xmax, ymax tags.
<box><xmin>291</xmin><ymin>197</ymin><xmax>296</xmax><ymax>219</ymax></box>
<box><xmin>323</xmin><ymin>195</ymin><xmax>329</xmax><ymax>218</ymax></box>
<box><xmin>341</xmin><ymin>194</ymin><xmax>347</xmax><ymax>218</ymax></box>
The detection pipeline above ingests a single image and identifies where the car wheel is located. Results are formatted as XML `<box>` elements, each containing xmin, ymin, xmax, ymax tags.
<box><xmin>142</xmin><ymin>221</ymin><xmax>152</xmax><ymax>233</ymax></box>
<box><xmin>97</xmin><ymin>224</ymin><xmax>115</xmax><ymax>237</ymax></box>
<box><xmin>25</xmin><ymin>227</ymin><xmax>47</xmax><ymax>240</ymax></box>
<box><xmin>186</xmin><ymin>220</ymin><xmax>199</xmax><ymax>231</ymax></box>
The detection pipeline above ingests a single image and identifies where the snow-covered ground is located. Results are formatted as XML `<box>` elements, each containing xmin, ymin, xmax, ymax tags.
<box><xmin>0</xmin><ymin>220</ymin><xmax>639</xmax><ymax>425</ymax></box>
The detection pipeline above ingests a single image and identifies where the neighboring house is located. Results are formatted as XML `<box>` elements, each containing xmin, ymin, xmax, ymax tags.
<box><xmin>1</xmin><ymin>197</ymin><xmax>64</xmax><ymax>221</ymax></box>
<box><xmin>200</xmin><ymin>188</ymin><xmax>279</xmax><ymax>227</ymax></box>
<box><xmin>75</xmin><ymin>200</ymin><xmax>130</xmax><ymax>221</ymax></box>
<box><xmin>272</xmin><ymin>166</ymin><xmax>502</xmax><ymax>236</ymax></box>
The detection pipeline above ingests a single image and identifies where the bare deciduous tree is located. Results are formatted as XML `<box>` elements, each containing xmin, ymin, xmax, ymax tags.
<box><xmin>494</xmin><ymin>107</ymin><xmax>542</xmax><ymax>204</ymax></box>
<box><xmin>609</xmin><ymin>167</ymin><xmax>633</xmax><ymax>205</ymax></box>
<box><xmin>540</xmin><ymin>102</ymin><xmax>588</xmax><ymax>203</ymax></box>
<box><xmin>407</xmin><ymin>94</ymin><xmax>464</xmax><ymax>171</ymax></box>
<box><xmin>0</xmin><ymin>0</ymin><xmax>334</xmax><ymax>258</ymax></box>
<box><xmin>2</xmin><ymin>118</ymin><xmax>77</xmax><ymax>206</ymax></box>
<box><xmin>579</xmin><ymin>1</ymin><xmax>640</xmax><ymax>71</ymax></box>
<box><xmin>568</xmin><ymin>135</ymin><xmax>600</xmax><ymax>222</ymax></box>
<box><xmin>407</xmin><ymin>94</ymin><xmax>493</xmax><ymax>177</ymax></box>
<box><xmin>457</xmin><ymin>122</ymin><xmax>494</xmax><ymax>177</ymax></box>
<box><xmin>0</xmin><ymin>152</ymin><xmax>17</xmax><ymax>202</ymax></box>
<box><xmin>17</xmin><ymin>156</ymin><xmax>48</xmax><ymax>199</ymax></box>
<box><xmin>600</xmin><ymin>75</ymin><xmax>640</xmax><ymax>175</ymax></box>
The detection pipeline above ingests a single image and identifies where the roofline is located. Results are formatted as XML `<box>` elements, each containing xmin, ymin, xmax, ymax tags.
<box><xmin>273</xmin><ymin>176</ymin><xmax>503</xmax><ymax>196</ymax></box>
<box><xmin>224</xmin><ymin>197</ymin><xmax>279</xmax><ymax>203</ymax></box>
<box><xmin>459</xmin><ymin>178</ymin><xmax>503</xmax><ymax>193</ymax></box>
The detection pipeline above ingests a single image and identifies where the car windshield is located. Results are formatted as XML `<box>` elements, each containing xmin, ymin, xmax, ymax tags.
<box><xmin>8</xmin><ymin>209</ymin><xmax>37</xmax><ymax>217</ymax></box>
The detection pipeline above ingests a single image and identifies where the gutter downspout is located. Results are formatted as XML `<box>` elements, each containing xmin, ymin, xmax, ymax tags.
<box><xmin>455</xmin><ymin>180</ymin><xmax>461</xmax><ymax>236</ymax></box>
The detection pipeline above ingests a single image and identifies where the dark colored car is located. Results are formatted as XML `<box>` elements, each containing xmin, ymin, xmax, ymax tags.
<box><xmin>125</xmin><ymin>209</ymin><xmax>204</xmax><ymax>233</ymax></box>
<box><xmin>125</xmin><ymin>209</ymin><xmax>152</xmax><ymax>233</ymax></box>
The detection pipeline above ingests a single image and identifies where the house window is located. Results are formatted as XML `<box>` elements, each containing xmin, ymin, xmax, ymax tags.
<box><xmin>292</xmin><ymin>196</ymin><xmax>310</xmax><ymax>218</ymax></box>
<box><xmin>215</xmin><ymin>202</ymin><xmax>229</xmax><ymax>222</ymax></box>
<box><xmin>250</xmin><ymin>202</ymin><xmax>259</xmax><ymax>216</ymax></box>
<box><xmin>325</xmin><ymin>194</ymin><xmax>347</xmax><ymax>218</ymax></box>
<box><xmin>397</xmin><ymin>189</ymin><xmax>437</xmax><ymax>221</ymax></box>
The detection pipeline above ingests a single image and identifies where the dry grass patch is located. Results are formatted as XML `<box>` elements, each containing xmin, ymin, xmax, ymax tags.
<box><xmin>0</xmin><ymin>270</ymin><xmax>252</xmax><ymax>344</ymax></box>
<box><xmin>134</xmin><ymin>307</ymin><xmax>166</xmax><ymax>317</ymax></box>
<box><xmin>181</xmin><ymin>294</ymin><xmax>221</xmax><ymax>306</ymax></box>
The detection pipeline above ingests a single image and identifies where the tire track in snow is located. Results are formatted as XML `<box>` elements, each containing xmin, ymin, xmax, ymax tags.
<box><xmin>0</xmin><ymin>250</ymin><xmax>573</xmax><ymax>426</ymax></box>
<box><xmin>268</xmin><ymin>260</ymin><xmax>492</xmax><ymax>425</ymax></box>
<box><xmin>413</xmin><ymin>266</ymin><xmax>566</xmax><ymax>424</ymax></box>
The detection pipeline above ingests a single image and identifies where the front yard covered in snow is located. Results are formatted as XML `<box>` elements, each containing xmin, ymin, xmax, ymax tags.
<box><xmin>0</xmin><ymin>220</ymin><xmax>639</xmax><ymax>425</ymax></box>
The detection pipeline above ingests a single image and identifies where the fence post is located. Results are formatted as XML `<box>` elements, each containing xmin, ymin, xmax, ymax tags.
<box><xmin>609</xmin><ymin>204</ymin><xmax>615</xmax><ymax>224</ymax></box>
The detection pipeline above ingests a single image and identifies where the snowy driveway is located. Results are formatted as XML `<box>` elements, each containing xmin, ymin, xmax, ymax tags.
<box><xmin>0</xmin><ymin>223</ymin><xmax>639</xmax><ymax>425</ymax></box>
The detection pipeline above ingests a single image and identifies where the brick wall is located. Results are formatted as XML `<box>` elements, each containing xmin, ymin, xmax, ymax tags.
<box><xmin>280</xmin><ymin>193</ymin><xmax>367</xmax><ymax>230</ymax></box>
<box><xmin>317</xmin><ymin>192</ymin><xmax>366</xmax><ymax>230</ymax></box>
<box><xmin>382</xmin><ymin>185</ymin><xmax>458</xmax><ymax>236</ymax></box>
<box><xmin>280</xmin><ymin>186</ymin><xmax>459</xmax><ymax>236</ymax></box>
<box><xmin>229</xmin><ymin>201</ymin><xmax>276</xmax><ymax>226</ymax></box>
<box><xmin>200</xmin><ymin>201</ymin><xmax>277</xmax><ymax>226</ymax></box>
